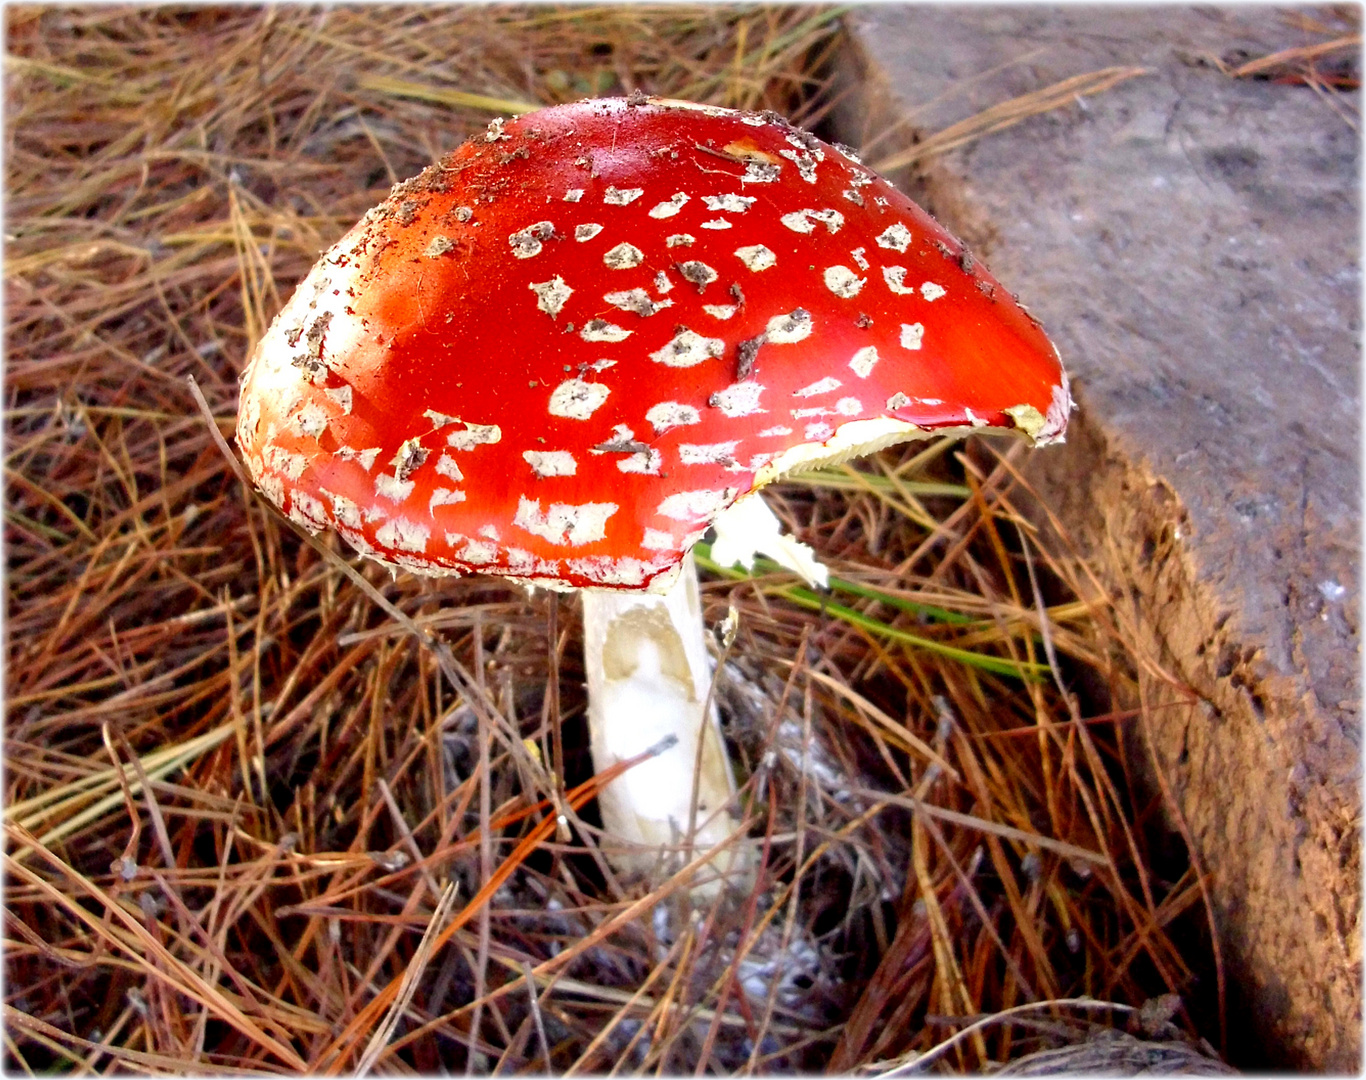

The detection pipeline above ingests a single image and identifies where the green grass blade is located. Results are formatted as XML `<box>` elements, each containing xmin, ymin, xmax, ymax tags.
<box><xmin>822</xmin><ymin>575</ymin><xmax>976</xmax><ymax>626</ymax></box>
<box><xmin>693</xmin><ymin>543</ymin><xmax>1045</xmax><ymax>681</ymax></box>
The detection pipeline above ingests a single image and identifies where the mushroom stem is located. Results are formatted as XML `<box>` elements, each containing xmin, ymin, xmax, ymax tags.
<box><xmin>581</xmin><ymin>552</ymin><xmax>750</xmax><ymax>894</ymax></box>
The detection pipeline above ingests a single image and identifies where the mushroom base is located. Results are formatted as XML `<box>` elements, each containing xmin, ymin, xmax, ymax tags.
<box><xmin>581</xmin><ymin>552</ymin><xmax>751</xmax><ymax>896</ymax></box>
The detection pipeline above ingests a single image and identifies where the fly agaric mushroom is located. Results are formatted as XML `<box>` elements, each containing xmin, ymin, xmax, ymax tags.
<box><xmin>236</xmin><ymin>97</ymin><xmax>1071</xmax><ymax>894</ymax></box>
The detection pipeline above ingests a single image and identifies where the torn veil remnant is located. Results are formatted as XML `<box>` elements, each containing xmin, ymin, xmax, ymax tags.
<box><xmin>236</xmin><ymin>97</ymin><xmax>1071</xmax><ymax>894</ymax></box>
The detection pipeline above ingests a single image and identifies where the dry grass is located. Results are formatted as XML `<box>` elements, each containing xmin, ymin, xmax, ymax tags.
<box><xmin>868</xmin><ymin>65</ymin><xmax>1150</xmax><ymax>176</ymax></box>
<box><xmin>1212</xmin><ymin>7</ymin><xmax>1362</xmax><ymax>130</ymax></box>
<box><xmin>5</xmin><ymin>5</ymin><xmax>1222</xmax><ymax>1074</ymax></box>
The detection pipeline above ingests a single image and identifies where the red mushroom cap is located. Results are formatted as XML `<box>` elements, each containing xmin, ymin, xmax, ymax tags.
<box><xmin>237</xmin><ymin>97</ymin><xmax>1070</xmax><ymax>590</ymax></box>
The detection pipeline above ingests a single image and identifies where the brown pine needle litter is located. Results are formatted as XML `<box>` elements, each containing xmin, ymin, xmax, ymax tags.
<box><xmin>5</xmin><ymin>6</ymin><xmax>1227</xmax><ymax>1075</ymax></box>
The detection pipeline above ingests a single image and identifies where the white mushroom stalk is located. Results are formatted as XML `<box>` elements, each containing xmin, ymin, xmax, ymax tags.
<box><xmin>581</xmin><ymin>494</ymin><xmax>825</xmax><ymax>893</ymax></box>
<box><xmin>581</xmin><ymin>553</ymin><xmax>743</xmax><ymax>889</ymax></box>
